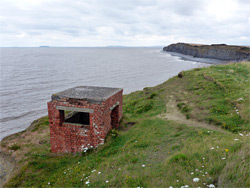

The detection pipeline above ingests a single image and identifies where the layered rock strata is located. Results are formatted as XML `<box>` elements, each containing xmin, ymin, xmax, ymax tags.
<box><xmin>163</xmin><ymin>43</ymin><xmax>250</xmax><ymax>61</ymax></box>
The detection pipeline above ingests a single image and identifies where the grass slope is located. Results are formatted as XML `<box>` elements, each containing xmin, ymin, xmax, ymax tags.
<box><xmin>1</xmin><ymin>62</ymin><xmax>249</xmax><ymax>187</ymax></box>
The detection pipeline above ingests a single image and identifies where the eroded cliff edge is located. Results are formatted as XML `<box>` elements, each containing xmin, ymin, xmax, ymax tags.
<box><xmin>163</xmin><ymin>43</ymin><xmax>250</xmax><ymax>61</ymax></box>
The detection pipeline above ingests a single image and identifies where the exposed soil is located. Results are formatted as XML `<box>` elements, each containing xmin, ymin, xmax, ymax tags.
<box><xmin>159</xmin><ymin>95</ymin><xmax>230</xmax><ymax>134</ymax></box>
<box><xmin>0</xmin><ymin>119</ymin><xmax>50</xmax><ymax>187</ymax></box>
<box><xmin>119</xmin><ymin>121</ymin><xmax>137</xmax><ymax>131</ymax></box>
<box><xmin>0</xmin><ymin>153</ymin><xmax>16</xmax><ymax>188</ymax></box>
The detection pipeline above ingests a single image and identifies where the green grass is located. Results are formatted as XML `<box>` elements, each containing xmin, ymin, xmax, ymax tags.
<box><xmin>6</xmin><ymin>119</ymin><xmax>249</xmax><ymax>187</ymax></box>
<box><xmin>154</xmin><ymin>61</ymin><xmax>250</xmax><ymax>132</ymax></box>
<box><xmin>4</xmin><ymin>62</ymin><xmax>250</xmax><ymax>187</ymax></box>
<box><xmin>123</xmin><ymin>86</ymin><xmax>165</xmax><ymax>117</ymax></box>
<box><xmin>182</xmin><ymin>62</ymin><xmax>250</xmax><ymax>132</ymax></box>
<box><xmin>28</xmin><ymin>116</ymin><xmax>50</xmax><ymax>132</ymax></box>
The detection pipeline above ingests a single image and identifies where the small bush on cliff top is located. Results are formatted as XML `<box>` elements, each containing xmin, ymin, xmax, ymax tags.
<box><xmin>8</xmin><ymin>144</ymin><xmax>21</xmax><ymax>151</ymax></box>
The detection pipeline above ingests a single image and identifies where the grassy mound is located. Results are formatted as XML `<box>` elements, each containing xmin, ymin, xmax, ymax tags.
<box><xmin>180</xmin><ymin>61</ymin><xmax>250</xmax><ymax>132</ymax></box>
<box><xmin>1</xmin><ymin>62</ymin><xmax>249</xmax><ymax>187</ymax></box>
<box><xmin>157</xmin><ymin>61</ymin><xmax>250</xmax><ymax>132</ymax></box>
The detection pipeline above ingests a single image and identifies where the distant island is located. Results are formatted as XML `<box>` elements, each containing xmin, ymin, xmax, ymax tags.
<box><xmin>163</xmin><ymin>43</ymin><xmax>250</xmax><ymax>61</ymax></box>
<box><xmin>39</xmin><ymin>46</ymin><xmax>50</xmax><ymax>48</ymax></box>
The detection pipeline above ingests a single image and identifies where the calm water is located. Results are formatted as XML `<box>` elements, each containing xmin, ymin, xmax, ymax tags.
<box><xmin>0</xmin><ymin>47</ymin><xmax>210</xmax><ymax>140</ymax></box>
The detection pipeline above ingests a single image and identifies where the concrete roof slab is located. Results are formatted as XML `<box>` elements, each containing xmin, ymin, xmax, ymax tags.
<box><xmin>52</xmin><ymin>86</ymin><xmax>122</xmax><ymax>103</ymax></box>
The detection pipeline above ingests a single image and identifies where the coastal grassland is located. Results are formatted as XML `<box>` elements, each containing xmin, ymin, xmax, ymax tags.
<box><xmin>1</xmin><ymin>62</ymin><xmax>249</xmax><ymax>187</ymax></box>
<box><xmin>185</xmin><ymin>61</ymin><xmax>250</xmax><ymax>132</ymax></box>
<box><xmin>158</xmin><ymin>61</ymin><xmax>250</xmax><ymax>132</ymax></box>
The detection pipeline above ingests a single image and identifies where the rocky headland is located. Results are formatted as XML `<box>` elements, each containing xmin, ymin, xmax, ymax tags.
<box><xmin>163</xmin><ymin>43</ymin><xmax>250</xmax><ymax>61</ymax></box>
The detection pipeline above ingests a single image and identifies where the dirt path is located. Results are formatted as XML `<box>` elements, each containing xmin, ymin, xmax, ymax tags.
<box><xmin>159</xmin><ymin>95</ymin><xmax>230</xmax><ymax>134</ymax></box>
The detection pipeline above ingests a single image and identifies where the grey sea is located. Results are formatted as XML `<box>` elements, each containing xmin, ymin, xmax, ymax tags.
<box><xmin>0</xmin><ymin>47</ymin><xmax>215</xmax><ymax>140</ymax></box>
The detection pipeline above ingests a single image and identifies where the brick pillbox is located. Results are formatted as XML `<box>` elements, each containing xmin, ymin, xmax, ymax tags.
<box><xmin>47</xmin><ymin>86</ymin><xmax>123</xmax><ymax>153</ymax></box>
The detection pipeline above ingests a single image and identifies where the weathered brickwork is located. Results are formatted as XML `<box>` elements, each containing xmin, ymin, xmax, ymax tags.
<box><xmin>47</xmin><ymin>87</ymin><xmax>123</xmax><ymax>153</ymax></box>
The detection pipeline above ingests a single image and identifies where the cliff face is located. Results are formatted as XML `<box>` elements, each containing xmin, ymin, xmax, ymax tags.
<box><xmin>163</xmin><ymin>43</ymin><xmax>250</xmax><ymax>61</ymax></box>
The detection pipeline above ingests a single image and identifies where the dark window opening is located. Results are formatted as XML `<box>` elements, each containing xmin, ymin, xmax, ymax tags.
<box><xmin>65</xmin><ymin>111</ymin><xmax>90</xmax><ymax>125</ymax></box>
<box><xmin>59</xmin><ymin>110</ymin><xmax>65</xmax><ymax>126</ymax></box>
<box><xmin>111</xmin><ymin>106</ymin><xmax>119</xmax><ymax>129</ymax></box>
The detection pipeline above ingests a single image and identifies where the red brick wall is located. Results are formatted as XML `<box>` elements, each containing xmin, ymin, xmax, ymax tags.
<box><xmin>48</xmin><ymin>90</ymin><xmax>123</xmax><ymax>153</ymax></box>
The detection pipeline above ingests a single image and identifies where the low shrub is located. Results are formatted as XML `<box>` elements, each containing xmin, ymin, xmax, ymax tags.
<box><xmin>8</xmin><ymin>144</ymin><xmax>21</xmax><ymax>151</ymax></box>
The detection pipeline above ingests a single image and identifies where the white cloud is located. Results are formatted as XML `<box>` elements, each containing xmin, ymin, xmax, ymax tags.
<box><xmin>0</xmin><ymin>0</ymin><xmax>249</xmax><ymax>46</ymax></box>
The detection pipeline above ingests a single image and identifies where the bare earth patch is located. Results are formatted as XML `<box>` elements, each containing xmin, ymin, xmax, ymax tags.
<box><xmin>159</xmin><ymin>95</ymin><xmax>230</xmax><ymax>134</ymax></box>
<box><xmin>0</xmin><ymin>118</ymin><xmax>50</xmax><ymax>187</ymax></box>
<box><xmin>0</xmin><ymin>153</ymin><xmax>16</xmax><ymax>188</ymax></box>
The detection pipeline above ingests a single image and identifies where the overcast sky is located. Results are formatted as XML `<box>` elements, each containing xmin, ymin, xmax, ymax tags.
<box><xmin>0</xmin><ymin>0</ymin><xmax>249</xmax><ymax>47</ymax></box>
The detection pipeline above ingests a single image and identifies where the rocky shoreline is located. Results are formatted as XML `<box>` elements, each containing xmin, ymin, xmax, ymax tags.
<box><xmin>163</xmin><ymin>43</ymin><xmax>250</xmax><ymax>61</ymax></box>
<box><xmin>165</xmin><ymin>51</ymin><xmax>228</xmax><ymax>64</ymax></box>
